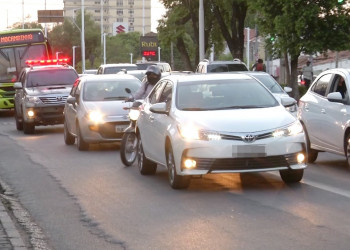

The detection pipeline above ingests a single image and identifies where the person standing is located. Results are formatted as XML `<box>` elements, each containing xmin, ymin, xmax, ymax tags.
<box><xmin>302</xmin><ymin>61</ymin><xmax>313</xmax><ymax>89</ymax></box>
<box><xmin>251</xmin><ymin>58</ymin><xmax>266</xmax><ymax>72</ymax></box>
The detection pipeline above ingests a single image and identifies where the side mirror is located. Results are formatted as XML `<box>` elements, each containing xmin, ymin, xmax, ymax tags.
<box><xmin>67</xmin><ymin>96</ymin><xmax>76</xmax><ymax>105</ymax></box>
<box><xmin>280</xmin><ymin>96</ymin><xmax>297</xmax><ymax>107</ymax></box>
<box><xmin>13</xmin><ymin>82</ymin><xmax>22</xmax><ymax>89</ymax></box>
<box><xmin>150</xmin><ymin>102</ymin><xmax>168</xmax><ymax>114</ymax></box>
<box><xmin>284</xmin><ymin>86</ymin><xmax>292</xmax><ymax>93</ymax></box>
<box><xmin>327</xmin><ymin>92</ymin><xmax>345</xmax><ymax>103</ymax></box>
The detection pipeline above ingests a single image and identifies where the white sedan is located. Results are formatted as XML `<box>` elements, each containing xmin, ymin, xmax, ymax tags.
<box><xmin>64</xmin><ymin>74</ymin><xmax>141</xmax><ymax>150</ymax></box>
<box><xmin>136</xmin><ymin>73</ymin><xmax>307</xmax><ymax>189</ymax></box>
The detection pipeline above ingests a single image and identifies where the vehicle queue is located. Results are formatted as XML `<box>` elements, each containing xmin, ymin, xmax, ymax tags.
<box><xmin>11</xmin><ymin>57</ymin><xmax>350</xmax><ymax>189</ymax></box>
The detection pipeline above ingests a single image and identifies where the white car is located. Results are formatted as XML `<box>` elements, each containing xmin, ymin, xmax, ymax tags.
<box><xmin>298</xmin><ymin>68</ymin><xmax>350</xmax><ymax>167</ymax></box>
<box><xmin>136</xmin><ymin>73</ymin><xmax>307</xmax><ymax>189</ymax></box>
<box><xmin>64</xmin><ymin>74</ymin><xmax>141</xmax><ymax>150</ymax></box>
<box><xmin>243</xmin><ymin>71</ymin><xmax>298</xmax><ymax>115</ymax></box>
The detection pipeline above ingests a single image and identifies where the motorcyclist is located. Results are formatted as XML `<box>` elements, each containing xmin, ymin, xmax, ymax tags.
<box><xmin>133</xmin><ymin>65</ymin><xmax>161</xmax><ymax>100</ymax></box>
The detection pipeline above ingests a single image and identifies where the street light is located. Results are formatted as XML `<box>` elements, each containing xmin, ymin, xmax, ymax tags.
<box><xmin>158</xmin><ymin>47</ymin><xmax>161</xmax><ymax>62</ymax></box>
<box><xmin>130</xmin><ymin>53</ymin><xmax>133</xmax><ymax>64</ymax></box>
<box><xmin>72</xmin><ymin>46</ymin><xmax>79</xmax><ymax>69</ymax></box>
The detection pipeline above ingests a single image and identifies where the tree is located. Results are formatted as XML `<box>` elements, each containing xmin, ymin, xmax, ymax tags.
<box><xmin>250</xmin><ymin>0</ymin><xmax>350</xmax><ymax>99</ymax></box>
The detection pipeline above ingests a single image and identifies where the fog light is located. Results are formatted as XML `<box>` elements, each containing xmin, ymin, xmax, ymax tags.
<box><xmin>88</xmin><ymin>125</ymin><xmax>99</xmax><ymax>132</ymax></box>
<box><xmin>297</xmin><ymin>153</ymin><xmax>305</xmax><ymax>163</ymax></box>
<box><xmin>184</xmin><ymin>159</ymin><xmax>196</xmax><ymax>169</ymax></box>
<box><xmin>27</xmin><ymin>110</ymin><xmax>34</xmax><ymax>117</ymax></box>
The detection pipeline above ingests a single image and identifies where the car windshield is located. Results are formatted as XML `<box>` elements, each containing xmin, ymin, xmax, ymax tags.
<box><xmin>176</xmin><ymin>79</ymin><xmax>279</xmax><ymax>111</ymax></box>
<box><xmin>83</xmin><ymin>79</ymin><xmax>141</xmax><ymax>101</ymax></box>
<box><xmin>136</xmin><ymin>63</ymin><xmax>156</xmax><ymax>70</ymax></box>
<box><xmin>104</xmin><ymin>66</ymin><xmax>138</xmax><ymax>74</ymax></box>
<box><xmin>26</xmin><ymin>69</ymin><xmax>78</xmax><ymax>87</ymax></box>
<box><xmin>251</xmin><ymin>74</ymin><xmax>284</xmax><ymax>94</ymax></box>
<box><xmin>208</xmin><ymin>64</ymin><xmax>248</xmax><ymax>72</ymax></box>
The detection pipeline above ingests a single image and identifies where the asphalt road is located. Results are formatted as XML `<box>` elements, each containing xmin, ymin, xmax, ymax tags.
<box><xmin>0</xmin><ymin>111</ymin><xmax>350</xmax><ymax>250</ymax></box>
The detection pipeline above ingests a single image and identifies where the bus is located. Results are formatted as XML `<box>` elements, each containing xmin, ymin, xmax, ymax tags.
<box><xmin>0</xmin><ymin>29</ymin><xmax>52</xmax><ymax>109</ymax></box>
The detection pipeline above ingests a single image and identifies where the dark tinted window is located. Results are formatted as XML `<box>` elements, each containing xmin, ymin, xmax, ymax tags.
<box><xmin>26</xmin><ymin>69</ymin><xmax>78</xmax><ymax>87</ymax></box>
<box><xmin>208</xmin><ymin>64</ymin><xmax>248</xmax><ymax>72</ymax></box>
<box><xmin>311</xmin><ymin>73</ymin><xmax>331</xmax><ymax>97</ymax></box>
<box><xmin>251</xmin><ymin>74</ymin><xmax>284</xmax><ymax>94</ymax></box>
<box><xmin>136</xmin><ymin>63</ymin><xmax>156</xmax><ymax>70</ymax></box>
<box><xmin>104</xmin><ymin>66</ymin><xmax>138</xmax><ymax>74</ymax></box>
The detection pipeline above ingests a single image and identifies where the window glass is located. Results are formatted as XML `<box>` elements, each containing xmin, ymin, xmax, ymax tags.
<box><xmin>311</xmin><ymin>73</ymin><xmax>332</xmax><ymax>97</ymax></box>
<box><xmin>148</xmin><ymin>81</ymin><xmax>166</xmax><ymax>104</ymax></box>
<box><xmin>159</xmin><ymin>81</ymin><xmax>173</xmax><ymax>110</ymax></box>
<box><xmin>26</xmin><ymin>69</ymin><xmax>78</xmax><ymax>87</ymax></box>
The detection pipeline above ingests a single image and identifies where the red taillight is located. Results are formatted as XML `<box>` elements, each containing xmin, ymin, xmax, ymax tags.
<box><xmin>300</xmin><ymin>80</ymin><xmax>305</xmax><ymax>85</ymax></box>
<box><xmin>25</xmin><ymin>58</ymin><xmax>70</xmax><ymax>66</ymax></box>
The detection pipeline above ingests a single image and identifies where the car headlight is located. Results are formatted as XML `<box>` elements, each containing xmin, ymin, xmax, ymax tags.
<box><xmin>273</xmin><ymin>121</ymin><xmax>303</xmax><ymax>137</ymax></box>
<box><xmin>88</xmin><ymin>111</ymin><xmax>104</xmax><ymax>123</ymax></box>
<box><xmin>25</xmin><ymin>96</ymin><xmax>42</xmax><ymax>104</ymax></box>
<box><xmin>178</xmin><ymin>125</ymin><xmax>221</xmax><ymax>140</ymax></box>
<box><xmin>285</xmin><ymin>104</ymin><xmax>298</xmax><ymax>113</ymax></box>
<box><xmin>129</xmin><ymin>109</ymin><xmax>140</xmax><ymax>121</ymax></box>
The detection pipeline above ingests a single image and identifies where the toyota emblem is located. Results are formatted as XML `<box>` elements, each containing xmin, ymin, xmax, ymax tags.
<box><xmin>242</xmin><ymin>134</ymin><xmax>256</xmax><ymax>143</ymax></box>
<box><xmin>56</xmin><ymin>96</ymin><xmax>63</xmax><ymax>101</ymax></box>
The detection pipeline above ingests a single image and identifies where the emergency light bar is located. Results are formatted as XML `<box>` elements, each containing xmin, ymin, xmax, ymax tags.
<box><xmin>25</xmin><ymin>58</ymin><xmax>70</xmax><ymax>66</ymax></box>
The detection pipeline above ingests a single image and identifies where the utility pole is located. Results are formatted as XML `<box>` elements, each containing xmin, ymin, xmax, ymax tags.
<box><xmin>199</xmin><ymin>0</ymin><xmax>205</xmax><ymax>61</ymax></box>
<box><xmin>81</xmin><ymin>0</ymin><xmax>86</xmax><ymax>73</ymax></box>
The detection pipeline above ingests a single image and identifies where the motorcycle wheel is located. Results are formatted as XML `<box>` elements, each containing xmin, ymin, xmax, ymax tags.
<box><xmin>120</xmin><ymin>132</ymin><xmax>138</xmax><ymax>166</ymax></box>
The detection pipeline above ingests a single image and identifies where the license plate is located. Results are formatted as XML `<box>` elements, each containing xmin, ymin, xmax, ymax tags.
<box><xmin>115</xmin><ymin>124</ymin><xmax>128</xmax><ymax>132</ymax></box>
<box><xmin>232</xmin><ymin>145</ymin><xmax>266</xmax><ymax>157</ymax></box>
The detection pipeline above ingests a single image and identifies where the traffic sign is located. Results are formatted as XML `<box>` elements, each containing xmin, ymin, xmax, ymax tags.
<box><xmin>38</xmin><ymin>10</ymin><xmax>64</xmax><ymax>23</ymax></box>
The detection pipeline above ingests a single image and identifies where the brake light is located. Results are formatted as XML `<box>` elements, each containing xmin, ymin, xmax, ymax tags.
<box><xmin>25</xmin><ymin>58</ymin><xmax>70</xmax><ymax>66</ymax></box>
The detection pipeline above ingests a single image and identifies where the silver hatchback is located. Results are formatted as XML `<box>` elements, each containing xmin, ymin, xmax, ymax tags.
<box><xmin>63</xmin><ymin>74</ymin><xmax>141</xmax><ymax>150</ymax></box>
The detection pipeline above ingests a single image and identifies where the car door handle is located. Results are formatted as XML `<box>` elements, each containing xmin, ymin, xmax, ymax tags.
<box><xmin>304</xmin><ymin>103</ymin><xmax>309</xmax><ymax>111</ymax></box>
<box><xmin>321</xmin><ymin>108</ymin><xmax>326</xmax><ymax>114</ymax></box>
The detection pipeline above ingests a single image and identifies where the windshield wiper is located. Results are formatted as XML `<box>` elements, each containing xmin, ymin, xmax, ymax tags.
<box><xmin>103</xmin><ymin>96</ymin><xmax>127</xmax><ymax>100</ymax></box>
<box><xmin>181</xmin><ymin>107</ymin><xmax>209</xmax><ymax>111</ymax></box>
<box><xmin>214</xmin><ymin>105</ymin><xmax>267</xmax><ymax>110</ymax></box>
<box><xmin>0</xmin><ymin>50</ymin><xmax>10</xmax><ymax>62</ymax></box>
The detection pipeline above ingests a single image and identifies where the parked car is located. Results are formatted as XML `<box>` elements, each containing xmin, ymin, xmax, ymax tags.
<box><xmin>64</xmin><ymin>74</ymin><xmax>141</xmax><ymax>150</ymax></box>
<box><xmin>243</xmin><ymin>71</ymin><xmax>298</xmax><ymax>115</ymax></box>
<box><xmin>136</xmin><ymin>73</ymin><xmax>307</xmax><ymax>189</ymax></box>
<box><xmin>195</xmin><ymin>59</ymin><xmax>248</xmax><ymax>73</ymax></box>
<box><xmin>14</xmin><ymin>61</ymin><xmax>79</xmax><ymax>134</ymax></box>
<box><xmin>96</xmin><ymin>63</ymin><xmax>138</xmax><ymax>74</ymax></box>
<box><xmin>298</xmin><ymin>68</ymin><xmax>350</xmax><ymax>167</ymax></box>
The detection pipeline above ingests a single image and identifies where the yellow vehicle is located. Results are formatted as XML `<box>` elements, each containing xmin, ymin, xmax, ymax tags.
<box><xmin>0</xmin><ymin>29</ymin><xmax>52</xmax><ymax>109</ymax></box>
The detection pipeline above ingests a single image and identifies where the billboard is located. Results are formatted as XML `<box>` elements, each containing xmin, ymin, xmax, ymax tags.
<box><xmin>38</xmin><ymin>10</ymin><xmax>64</xmax><ymax>23</ymax></box>
<box><xmin>113</xmin><ymin>22</ymin><xmax>129</xmax><ymax>36</ymax></box>
<box><xmin>140</xmin><ymin>36</ymin><xmax>158</xmax><ymax>61</ymax></box>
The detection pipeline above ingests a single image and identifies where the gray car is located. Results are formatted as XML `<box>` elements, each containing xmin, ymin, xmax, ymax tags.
<box><xmin>63</xmin><ymin>74</ymin><xmax>141</xmax><ymax>150</ymax></box>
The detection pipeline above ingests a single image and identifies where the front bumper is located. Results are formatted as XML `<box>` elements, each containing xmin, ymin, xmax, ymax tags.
<box><xmin>24</xmin><ymin>105</ymin><xmax>65</xmax><ymax>125</ymax></box>
<box><xmin>173</xmin><ymin>133</ymin><xmax>307</xmax><ymax>175</ymax></box>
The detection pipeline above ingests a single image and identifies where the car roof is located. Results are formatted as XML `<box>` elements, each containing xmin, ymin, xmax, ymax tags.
<box><xmin>163</xmin><ymin>72</ymin><xmax>253</xmax><ymax>83</ymax></box>
<box><xmin>79</xmin><ymin>73</ymin><xmax>141</xmax><ymax>81</ymax></box>
<box><xmin>99</xmin><ymin>63</ymin><xmax>137</xmax><ymax>68</ymax></box>
<box><xmin>24</xmin><ymin>64</ymin><xmax>75</xmax><ymax>73</ymax></box>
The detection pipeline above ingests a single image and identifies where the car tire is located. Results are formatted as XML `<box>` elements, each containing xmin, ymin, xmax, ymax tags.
<box><xmin>23</xmin><ymin>120</ymin><xmax>35</xmax><ymax>134</ymax></box>
<box><xmin>137</xmin><ymin>134</ymin><xmax>157</xmax><ymax>175</ymax></box>
<box><xmin>279</xmin><ymin>169</ymin><xmax>304</xmax><ymax>183</ymax></box>
<box><xmin>345</xmin><ymin>134</ymin><xmax>350</xmax><ymax>169</ymax></box>
<box><xmin>15</xmin><ymin>110</ymin><xmax>23</xmax><ymax>131</ymax></box>
<box><xmin>77</xmin><ymin>123</ymin><xmax>89</xmax><ymax>151</ymax></box>
<box><xmin>120</xmin><ymin>132</ymin><xmax>138</xmax><ymax>166</ymax></box>
<box><xmin>64</xmin><ymin>120</ymin><xmax>75</xmax><ymax>145</ymax></box>
<box><xmin>166</xmin><ymin>145</ymin><xmax>191</xmax><ymax>189</ymax></box>
<box><xmin>303</xmin><ymin>125</ymin><xmax>318</xmax><ymax>163</ymax></box>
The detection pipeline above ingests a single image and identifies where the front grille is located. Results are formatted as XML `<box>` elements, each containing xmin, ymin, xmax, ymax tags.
<box><xmin>220</xmin><ymin>131</ymin><xmax>273</xmax><ymax>141</ymax></box>
<box><xmin>0</xmin><ymin>85</ymin><xmax>15</xmax><ymax>98</ymax></box>
<box><xmin>39</xmin><ymin>96</ymin><xmax>68</xmax><ymax>104</ymax></box>
<box><xmin>189</xmin><ymin>153</ymin><xmax>300</xmax><ymax>172</ymax></box>
<box><xmin>98</xmin><ymin>121</ymin><xmax>129</xmax><ymax>139</ymax></box>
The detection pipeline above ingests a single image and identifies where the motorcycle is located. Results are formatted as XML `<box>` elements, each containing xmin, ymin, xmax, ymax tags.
<box><xmin>120</xmin><ymin>88</ymin><xmax>143</xmax><ymax>166</ymax></box>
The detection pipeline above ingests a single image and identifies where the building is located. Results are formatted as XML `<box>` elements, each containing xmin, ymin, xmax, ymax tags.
<box><xmin>63</xmin><ymin>0</ymin><xmax>151</xmax><ymax>35</ymax></box>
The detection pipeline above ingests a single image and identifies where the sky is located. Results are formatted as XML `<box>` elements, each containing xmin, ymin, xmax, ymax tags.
<box><xmin>0</xmin><ymin>0</ymin><xmax>166</xmax><ymax>31</ymax></box>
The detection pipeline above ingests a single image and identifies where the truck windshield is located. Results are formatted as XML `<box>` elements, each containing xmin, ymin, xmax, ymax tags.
<box><xmin>0</xmin><ymin>44</ymin><xmax>46</xmax><ymax>83</ymax></box>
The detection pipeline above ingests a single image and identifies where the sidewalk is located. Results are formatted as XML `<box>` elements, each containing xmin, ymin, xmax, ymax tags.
<box><xmin>0</xmin><ymin>194</ymin><xmax>27</xmax><ymax>249</ymax></box>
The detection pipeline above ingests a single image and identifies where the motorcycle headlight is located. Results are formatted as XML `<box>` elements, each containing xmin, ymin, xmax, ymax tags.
<box><xmin>273</xmin><ymin>121</ymin><xmax>303</xmax><ymax>137</ymax></box>
<box><xmin>25</xmin><ymin>96</ymin><xmax>42</xmax><ymax>104</ymax></box>
<box><xmin>129</xmin><ymin>109</ymin><xmax>140</xmax><ymax>121</ymax></box>
<box><xmin>178</xmin><ymin>125</ymin><xmax>221</xmax><ymax>141</ymax></box>
<box><xmin>88</xmin><ymin>111</ymin><xmax>104</xmax><ymax>123</ymax></box>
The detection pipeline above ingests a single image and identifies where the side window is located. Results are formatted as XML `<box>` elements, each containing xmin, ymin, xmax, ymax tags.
<box><xmin>332</xmin><ymin>74</ymin><xmax>347</xmax><ymax>99</ymax></box>
<box><xmin>97</xmin><ymin>67</ymin><xmax>103</xmax><ymax>74</ymax></box>
<box><xmin>311</xmin><ymin>73</ymin><xmax>332</xmax><ymax>97</ymax></box>
<box><xmin>70</xmin><ymin>79</ymin><xmax>80</xmax><ymax>96</ymax></box>
<box><xmin>159</xmin><ymin>81</ymin><xmax>173</xmax><ymax>110</ymax></box>
<box><xmin>20</xmin><ymin>71</ymin><xmax>26</xmax><ymax>84</ymax></box>
<box><xmin>148</xmin><ymin>81</ymin><xmax>166</xmax><ymax>104</ymax></box>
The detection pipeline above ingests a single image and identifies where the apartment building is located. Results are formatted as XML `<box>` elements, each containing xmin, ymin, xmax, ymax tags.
<box><xmin>63</xmin><ymin>0</ymin><xmax>151</xmax><ymax>35</ymax></box>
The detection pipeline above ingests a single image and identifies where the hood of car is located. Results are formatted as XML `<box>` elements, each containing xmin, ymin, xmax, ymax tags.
<box><xmin>25</xmin><ymin>85</ymin><xmax>72</xmax><ymax>95</ymax></box>
<box><xmin>175</xmin><ymin>106</ymin><xmax>296</xmax><ymax>133</ymax></box>
<box><xmin>83</xmin><ymin>101</ymin><xmax>130</xmax><ymax>117</ymax></box>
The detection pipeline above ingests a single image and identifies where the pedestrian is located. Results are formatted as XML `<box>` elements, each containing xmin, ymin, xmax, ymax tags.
<box><xmin>302</xmin><ymin>61</ymin><xmax>313</xmax><ymax>89</ymax></box>
<box><xmin>251</xmin><ymin>58</ymin><xmax>266</xmax><ymax>72</ymax></box>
